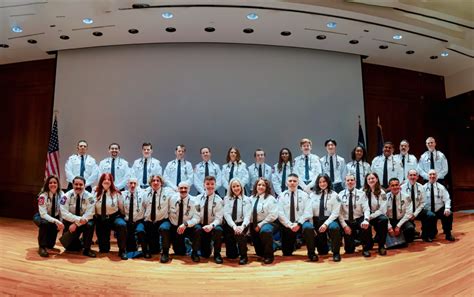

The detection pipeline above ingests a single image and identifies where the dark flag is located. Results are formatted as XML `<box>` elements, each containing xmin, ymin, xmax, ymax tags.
<box><xmin>376</xmin><ymin>116</ymin><xmax>384</xmax><ymax>156</ymax></box>
<box><xmin>358</xmin><ymin>115</ymin><xmax>366</xmax><ymax>148</ymax></box>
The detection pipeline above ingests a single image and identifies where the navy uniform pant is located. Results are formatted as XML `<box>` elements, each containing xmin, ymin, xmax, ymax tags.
<box><xmin>313</xmin><ymin>219</ymin><xmax>341</xmax><ymax>255</ymax></box>
<box><xmin>62</xmin><ymin>220</ymin><xmax>95</xmax><ymax>250</ymax></box>
<box><xmin>343</xmin><ymin>217</ymin><xmax>371</xmax><ymax>253</ymax></box>
<box><xmin>125</xmin><ymin>220</ymin><xmax>146</xmax><ymax>252</ymax></box>
<box><xmin>280</xmin><ymin>221</ymin><xmax>315</xmax><ymax>256</ymax></box>
<box><xmin>368</xmin><ymin>214</ymin><xmax>388</xmax><ymax>249</ymax></box>
<box><xmin>95</xmin><ymin>213</ymin><xmax>127</xmax><ymax>252</ymax></box>
<box><xmin>413</xmin><ymin>209</ymin><xmax>436</xmax><ymax>239</ymax></box>
<box><xmin>389</xmin><ymin>219</ymin><xmax>416</xmax><ymax>243</ymax></box>
<box><xmin>170</xmin><ymin>224</ymin><xmax>202</xmax><ymax>256</ymax></box>
<box><xmin>145</xmin><ymin>219</ymin><xmax>171</xmax><ymax>254</ymax></box>
<box><xmin>200</xmin><ymin>224</ymin><xmax>223</xmax><ymax>258</ymax></box>
<box><xmin>250</xmin><ymin>223</ymin><xmax>275</xmax><ymax>259</ymax></box>
<box><xmin>33</xmin><ymin>213</ymin><xmax>58</xmax><ymax>249</ymax></box>
<box><xmin>223</xmin><ymin>222</ymin><xmax>248</xmax><ymax>259</ymax></box>
<box><xmin>426</xmin><ymin>207</ymin><xmax>453</xmax><ymax>239</ymax></box>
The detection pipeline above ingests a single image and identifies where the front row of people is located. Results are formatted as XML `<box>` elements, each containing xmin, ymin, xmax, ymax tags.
<box><xmin>34</xmin><ymin>168</ymin><xmax>454</xmax><ymax>264</ymax></box>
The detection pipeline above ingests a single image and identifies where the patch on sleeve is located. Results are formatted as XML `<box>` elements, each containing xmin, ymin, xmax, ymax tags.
<box><xmin>336</xmin><ymin>197</ymin><xmax>341</xmax><ymax>203</ymax></box>
<box><xmin>195</xmin><ymin>205</ymin><xmax>201</xmax><ymax>212</ymax></box>
<box><xmin>60</xmin><ymin>195</ymin><xmax>67</xmax><ymax>205</ymax></box>
<box><xmin>38</xmin><ymin>196</ymin><xmax>45</xmax><ymax>205</ymax></box>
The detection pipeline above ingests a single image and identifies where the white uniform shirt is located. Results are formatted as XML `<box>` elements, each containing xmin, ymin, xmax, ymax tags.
<box><xmin>94</xmin><ymin>191</ymin><xmax>121</xmax><ymax>216</ymax></box>
<box><xmin>38</xmin><ymin>191</ymin><xmax>63</xmax><ymax>223</ymax></box>
<box><xmin>278</xmin><ymin>189</ymin><xmax>312</xmax><ymax>227</ymax></box>
<box><xmin>196</xmin><ymin>193</ymin><xmax>224</xmax><ymax>226</ymax></box>
<box><xmin>99</xmin><ymin>157</ymin><xmax>130</xmax><ymax>190</ymax></box>
<box><xmin>250</xmin><ymin>194</ymin><xmax>278</xmax><ymax>228</ymax></box>
<box><xmin>131</xmin><ymin>157</ymin><xmax>163</xmax><ymax>188</ymax></box>
<box><xmin>193</xmin><ymin>161</ymin><xmax>222</xmax><ymax>194</ymax></box>
<box><xmin>223</xmin><ymin>195</ymin><xmax>252</xmax><ymax>228</ymax></box>
<box><xmin>221</xmin><ymin>161</ymin><xmax>249</xmax><ymax>189</ymax></box>
<box><xmin>338</xmin><ymin>188</ymin><xmax>370</xmax><ymax>227</ymax></box>
<box><xmin>309</xmin><ymin>190</ymin><xmax>341</xmax><ymax>226</ymax></box>
<box><xmin>345</xmin><ymin>161</ymin><xmax>371</xmax><ymax>189</ymax></box>
<box><xmin>168</xmin><ymin>194</ymin><xmax>201</xmax><ymax>227</ymax></box>
<box><xmin>366</xmin><ymin>190</ymin><xmax>388</xmax><ymax>221</ymax></box>
<box><xmin>248</xmin><ymin>163</ymin><xmax>273</xmax><ymax>189</ymax></box>
<box><xmin>143</xmin><ymin>187</ymin><xmax>174</xmax><ymax>222</ymax></box>
<box><xmin>320</xmin><ymin>154</ymin><xmax>346</xmax><ymax>184</ymax></box>
<box><xmin>271</xmin><ymin>162</ymin><xmax>295</xmax><ymax>197</ymax></box>
<box><xmin>422</xmin><ymin>182</ymin><xmax>451</xmax><ymax>212</ymax></box>
<box><xmin>386</xmin><ymin>192</ymin><xmax>413</xmax><ymax>229</ymax></box>
<box><xmin>394</xmin><ymin>153</ymin><xmax>418</xmax><ymax>182</ymax></box>
<box><xmin>418</xmin><ymin>150</ymin><xmax>449</xmax><ymax>180</ymax></box>
<box><xmin>163</xmin><ymin>159</ymin><xmax>194</xmax><ymax>191</ymax></box>
<box><xmin>119</xmin><ymin>189</ymin><xmax>146</xmax><ymax>222</ymax></box>
<box><xmin>294</xmin><ymin>154</ymin><xmax>323</xmax><ymax>189</ymax></box>
<box><xmin>65</xmin><ymin>154</ymin><xmax>99</xmax><ymax>187</ymax></box>
<box><xmin>401</xmin><ymin>182</ymin><xmax>425</xmax><ymax>217</ymax></box>
<box><xmin>371</xmin><ymin>155</ymin><xmax>404</xmax><ymax>186</ymax></box>
<box><xmin>60</xmin><ymin>189</ymin><xmax>95</xmax><ymax>225</ymax></box>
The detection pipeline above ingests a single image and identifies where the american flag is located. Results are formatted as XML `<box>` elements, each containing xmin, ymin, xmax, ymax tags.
<box><xmin>45</xmin><ymin>115</ymin><xmax>60</xmax><ymax>178</ymax></box>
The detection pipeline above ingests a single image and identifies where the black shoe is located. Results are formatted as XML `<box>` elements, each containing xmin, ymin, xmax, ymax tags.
<box><xmin>445</xmin><ymin>234</ymin><xmax>455</xmax><ymax>242</ymax></box>
<box><xmin>119</xmin><ymin>251</ymin><xmax>128</xmax><ymax>260</ymax></box>
<box><xmin>333</xmin><ymin>254</ymin><xmax>341</xmax><ymax>262</ymax></box>
<box><xmin>239</xmin><ymin>256</ymin><xmax>248</xmax><ymax>265</ymax></box>
<box><xmin>38</xmin><ymin>247</ymin><xmax>49</xmax><ymax>257</ymax></box>
<box><xmin>83</xmin><ymin>249</ymin><xmax>96</xmax><ymax>258</ymax></box>
<box><xmin>422</xmin><ymin>237</ymin><xmax>433</xmax><ymax>243</ymax></box>
<box><xmin>144</xmin><ymin>252</ymin><xmax>152</xmax><ymax>259</ymax></box>
<box><xmin>160</xmin><ymin>253</ymin><xmax>169</xmax><ymax>263</ymax></box>
<box><xmin>214</xmin><ymin>254</ymin><xmax>223</xmax><ymax>264</ymax></box>
<box><xmin>363</xmin><ymin>250</ymin><xmax>371</xmax><ymax>257</ymax></box>
<box><xmin>263</xmin><ymin>257</ymin><xmax>274</xmax><ymax>264</ymax></box>
<box><xmin>378</xmin><ymin>247</ymin><xmax>387</xmax><ymax>256</ymax></box>
<box><xmin>308</xmin><ymin>254</ymin><xmax>319</xmax><ymax>262</ymax></box>
<box><xmin>191</xmin><ymin>253</ymin><xmax>200</xmax><ymax>263</ymax></box>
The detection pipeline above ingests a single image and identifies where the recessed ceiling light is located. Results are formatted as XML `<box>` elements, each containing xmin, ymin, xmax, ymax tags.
<box><xmin>247</xmin><ymin>13</ymin><xmax>258</xmax><ymax>20</ymax></box>
<box><xmin>12</xmin><ymin>26</ymin><xmax>23</xmax><ymax>33</ymax></box>
<box><xmin>326</xmin><ymin>22</ymin><xmax>337</xmax><ymax>29</ymax></box>
<box><xmin>165</xmin><ymin>27</ymin><xmax>176</xmax><ymax>32</ymax></box>
<box><xmin>162</xmin><ymin>12</ymin><xmax>173</xmax><ymax>19</ymax></box>
<box><xmin>441</xmin><ymin>51</ymin><xmax>449</xmax><ymax>57</ymax></box>
<box><xmin>243</xmin><ymin>28</ymin><xmax>254</xmax><ymax>34</ymax></box>
<box><xmin>316</xmin><ymin>35</ymin><xmax>326</xmax><ymax>40</ymax></box>
<box><xmin>82</xmin><ymin>18</ymin><xmax>93</xmax><ymax>24</ymax></box>
<box><xmin>349</xmin><ymin>40</ymin><xmax>359</xmax><ymax>44</ymax></box>
<box><xmin>60</xmin><ymin>35</ymin><xmax>69</xmax><ymax>40</ymax></box>
<box><xmin>92</xmin><ymin>31</ymin><xmax>103</xmax><ymax>36</ymax></box>
<box><xmin>406</xmin><ymin>50</ymin><xmax>415</xmax><ymax>54</ymax></box>
<box><xmin>393</xmin><ymin>34</ymin><xmax>402</xmax><ymax>40</ymax></box>
<box><xmin>281</xmin><ymin>31</ymin><xmax>291</xmax><ymax>36</ymax></box>
<box><xmin>430</xmin><ymin>55</ymin><xmax>438</xmax><ymax>59</ymax></box>
<box><xmin>0</xmin><ymin>44</ymin><xmax>9</xmax><ymax>48</ymax></box>
<box><xmin>204</xmin><ymin>27</ymin><xmax>215</xmax><ymax>32</ymax></box>
<box><xmin>379</xmin><ymin>45</ymin><xmax>388</xmax><ymax>49</ymax></box>
<box><xmin>128</xmin><ymin>29</ymin><xmax>139</xmax><ymax>34</ymax></box>
<box><xmin>27</xmin><ymin>39</ymin><xmax>37</xmax><ymax>44</ymax></box>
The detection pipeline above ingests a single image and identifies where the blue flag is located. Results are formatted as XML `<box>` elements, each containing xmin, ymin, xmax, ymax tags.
<box><xmin>376</xmin><ymin>116</ymin><xmax>384</xmax><ymax>156</ymax></box>
<box><xmin>358</xmin><ymin>116</ymin><xmax>366</xmax><ymax>148</ymax></box>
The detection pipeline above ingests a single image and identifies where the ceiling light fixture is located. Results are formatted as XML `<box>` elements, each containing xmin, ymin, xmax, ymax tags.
<box><xmin>393</xmin><ymin>34</ymin><xmax>402</xmax><ymax>40</ymax></box>
<box><xmin>12</xmin><ymin>26</ymin><xmax>23</xmax><ymax>33</ymax></box>
<box><xmin>247</xmin><ymin>13</ymin><xmax>258</xmax><ymax>20</ymax></box>
<box><xmin>82</xmin><ymin>18</ymin><xmax>93</xmax><ymax>24</ymax></box>
<box><xmin>441</xmin><ymin>51</ymin><xmax>449</xmax><ymax>57</ymax></box>
<box><xmin>162</xmin><ymin>12</ymin><xmax>173</xmax><ymax>19</ymax></box>
<box><xmin>326</xmin><ymin>22</ymin><xmax>337</xmax><ymax>29</ymax></box>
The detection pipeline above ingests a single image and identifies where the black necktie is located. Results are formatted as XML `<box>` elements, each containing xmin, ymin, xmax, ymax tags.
<box><xmin>348</xmin><ymin>191</ymin><xmax>354</xmax><ymax>222</ymax></box>
<box><xmin>281</xmin><ymin>164</ymin><xmax>287</xmax><ymax>192</ymax></box>
<box><xmin>101</xmin><ymin>192</ymin><xmax>107</xmax><ymax>219</ymax></box>
<box><xmin>258</xmin><ymin>164</ymin><xmax>263</xmax><ymax>178</ymax></box>
<box><xmin>111</xmin><ymin>158</ymin><xmax>116</xmax><ymax>181</ymax></box>
<box><xmin>205</xmin><ymin>162</ymin><xmax>209</xmax><ymax>177</ymax></box>
<box><xmin>232</xmin><ymin>198</ymin><xmax>238</xmax><ymax>221</ymax></box>
<box><xmin>129</xmin><ymin>193</ymin><xmax>134</xmax><ymax>223</ymax></box>
<box><xmin>80</xmin><ymin>155</ymin><xmax>85</xmax><ymax>177</ymax></box>
<box><xmin>143</xmin><ymin>158</ymin><xmax>148</xmax><ymax>185</ymax></box>
<box><xmin>392</xmin><ymin>194</ymin><xmax>398</xmax><ymax>221</ymax></box>
<box><xmin>329</xmin><ymin>156</ymin><xmax>335</xmax><ymax>182</ymax></box>
<box><xmin>368</xmin><ymin>191</ymin><xmax>372</xmax><ymax>210</ymax></box>
<box><xmin>356</xmin><ymin>162</ymin><xmax>361</xmax><ymax>189</ymax></box>
<box><xmin>402</xmin><ymin>155</ymin><xmax>406</xmax><ymax>170</ymax></box>
<box><xmin>75</xmin><ymin>194</ymin><xmax>81</xmax><ymax>215</ymax></box>
<box><xmin>51</xmin><ymin>194</ymin><xmax>56</xmax><ymax>218</ymax></box>
<box><xmin>411</xmin><ymin>185</ymin><xmax>416</xmax><ymax>213</ymax></box>
<box><xmin>290</xmin><ymin>192</ymin><xmax>296</xmax><ymax>222</ymax></box>
<box><xmin>304</xmin><ymin>156</ymin><xmax>310</xmax><ymax>181</ymax></box>
<box><xmin>319</xmin><ymin>191</ymin><xmax>325</xmax><ymax>220</ymax></box>
<box><xmin>177</xmin><ymin>160</ymin><xmax>182</xmax><ymax>186</ymax></box>
<box><xmin>203</xmin><ymin>196</ymin><xmax>209</xmax><ymax>225</ymax></box>
<box><xmin>229</xmin><ymin>163</ymin><xmax>235</xmax><ymax>180</ymax></box>
<box><xmin>178</xmin><ymin>200</ymin><xmax>184</xmax><ymax>226</ymax></box>
<box><xmin>383</xmin><ymin>157</ymin><xmax>388</xmax><ymax>188</ymax></box>
<box><xmin>430</xmin><ymin>152</ymin><xmax>435</xmax><ymax>170</ymax></box>
<box><xmin>151</xmin><ymin>191</ymin><xmax>157</xmax><ymax>221</ymax></box>
<box><xmin>430</xmin><ymin>184</ymin><xmax>435</xmax><ymax>212</ymax></box>
<box><xmin>253</xmin><ymin>197</ymin><xmax>260</xmax><ymax>224</ymax></box>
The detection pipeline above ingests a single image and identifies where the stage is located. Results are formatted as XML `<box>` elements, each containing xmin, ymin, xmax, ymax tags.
<box><xmin>1</xmin><ymin>213</ymin><xmax>472</xmax><ymax>296</ymax></box>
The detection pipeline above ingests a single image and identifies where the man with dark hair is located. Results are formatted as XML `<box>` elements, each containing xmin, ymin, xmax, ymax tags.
<box><xmin>193</xmin><ymin>147</ymin><xmax>222</xmax><ymax>194</ymax></box>
<box><xmin>132</xmin><ymin>142</ymin><xmax>162</xmax><ymax>189</ymax></box>
<box><xmin>99</xmin><ymin>143</ymin><xmax>130</xmax><ymax>191</ymax></box>
<box><xmin>371</xmin><ymin>141</ymin><xmax>403</xmax><ymax>191</ymax></box>
<box><xmin>247</xmin><ymin>148</ymin><xmax>272</xmax><ymax>190</ymax></box>
<box><xmin>386</xmin><ymin>178</ymin><xmax>415</xmax><ymax>244</ymax></box>
<box><xmin>65</xmin><ymin>140</ymin><xmax>99</xmax><ymax>192</ymax></box>
<box><xmin>321</xmin><ymin>139</ymin><xmax>346</xmax><ymax>192</ymax></box>
<box><xmin>163</xmin><ymin>144</ymin><xmax>193</xmax><ymax>192</ymax></box>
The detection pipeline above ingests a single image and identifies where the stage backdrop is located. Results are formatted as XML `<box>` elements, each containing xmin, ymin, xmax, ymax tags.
<box><xmin>54</xmin><ymin>43</ymin><xmax>365</xmax><ymax>188</ymax></box>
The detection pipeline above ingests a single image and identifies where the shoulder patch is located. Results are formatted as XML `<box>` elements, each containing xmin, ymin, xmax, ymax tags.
<box><xmin>88</xmin><ymin>197</ymin><xmax>94</xmax><ymax>204</ymax></box>
<box><xmin>38</xmin><ymin>196</ymin><xmax>45</xmax><ymax>206</ymax></box>
<box><xmin>60</xmin><ymin>195</ymin><xmax>67</xmax><ymax>205</ymax></box>
<box><xmin>195</xmin><ymin>204</ymin><xmax>201</xmax><ymax>212</ymax></box>
<box><xmin>336</xmin><ymin>196</ymin><xmax>341</xmax><ymax>203</ymax></box>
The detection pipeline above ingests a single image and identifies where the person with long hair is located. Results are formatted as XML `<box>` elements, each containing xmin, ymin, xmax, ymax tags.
<box><xmin>271</xmin><ymin>148</ymin><xmax>294</xmax><ymax>197</ymax></box>
<box><xmin>94</xmin><ymin>173</ymin><xmax>128</xmax><ymax>260</ymax></box>
<box><xmin>33</xmin><ymin>175</ymin><xmax>64</xmax><ymax>257</ymax></box>
<box><xmin>310</xmin><ymin>174</ymin><xmax>342</xmax><ymax>262</ymax></box>
<box><xmin>345</xmin><ymin>145</ymin><xmax>371</xmax><ymax>189</ymax></box>
<box><xmin>221</xmin><ymin>146</ymin><xmax>249</xmax><ymax>193</ymax></box>
<box><xmin>223</xmin><ymin>178</ymin><xmax>252</xmax><ymax>265</ymax></box>
<box><xmin>250</xmin><ymin>178</ymin><xmax>278</xmax><ymax>264</ymax></box>
<box><xmin>363</xmin><ymin>172</ymin><xmax>388</xmax><ymax>255</ymax></box>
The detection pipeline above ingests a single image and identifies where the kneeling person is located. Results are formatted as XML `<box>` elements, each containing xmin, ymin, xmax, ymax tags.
<box><xmin>386</xmin><ymin>178</ymin><xmax>415</xmax><ymax>245</ymax></box>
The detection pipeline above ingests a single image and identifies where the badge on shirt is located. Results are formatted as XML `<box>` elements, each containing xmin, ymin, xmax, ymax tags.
<box><xmin>336</xmin><ymin>197</ymin><xmax>341</xmax><ymax>203</ymax></box>
<box><xmin>38</xmin><ymin>196</ymin><xmax>45</xmax><ymax>205</ymax></box>
<box><xmin>60</xmin><ymin>196</ymin><xmax>67</xmax><ymax>205</ymax></box>
<box><xmin>195</xmin><ymin>205</ymin><xmax>201</xmax><ymax>212</ymax></box>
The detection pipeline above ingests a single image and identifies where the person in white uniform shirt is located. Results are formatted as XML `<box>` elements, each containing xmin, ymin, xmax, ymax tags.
<box><xmin>131</xmin><ymin>142</ymin><xmax>163</xmax><ymax>189</ymax></box>
<box><xmin>320</xmin><ymin>139</ymin><xmax>346</xmax><ymax>192</ymax></box>
<box><xmin>294</xmin><ymin>138</ymin><xmax>322</xmax><ymax>193</ymax></box>
<box><xmin>193</xmin><ymin>147</ymin><xmax>222</xmax><ymax>194</ymax></box>
<box><xmin>98</xmin><ymin>143</ymin><xmax>130</xmax><ymax>191</ymax></box>
<box><xmin>272</xmin><ymin>148</ymin><xmax>295</xmax><ymax>197</ymax></box>
<box><xmin>371</xmin><ymin>141</ymin><xmax>403</xmax><ymax>191</ymax></box>
<box><xmin>345</xmin><ymin>145</ymin><xmax>371</xmax><ymax>189</ymax></box>
<box><xmin>65</xmin><ymin>140</ymin><xmax>99</xmax><ymax>192</ymax></box>
<box><xmin>163</xmin><ymin>144</ymin><xmax>193</xmax><ymax>192</ymax></box>
<box><xmin>221</xmin><ymin>146</ymin><xmax>249</xmax><ymax>194</ymax></box>
<box><xmin>394</xmin><ymin>140</ymin><xmax>418</xmax><ymax>183</ymax></box>
<box><xmin>386</xmin><ymin>178</ymin><xmax>415</xmax><ymax>244</ymax></box>
<box><xmin>248</xmin><ymin>148</ymin><xmax>272</xmax><ymax>192</ymax></box>
<box><xmin>418</xmin><ymin>137</ymin><xmax>449</xmax><ymax>184</ymax></box>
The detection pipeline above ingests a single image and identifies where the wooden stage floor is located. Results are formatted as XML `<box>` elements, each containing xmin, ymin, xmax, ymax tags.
<box><xmin>0</xmin><ymin>213</ymin><xmax>473</xmax><ymax>296</ymax></box>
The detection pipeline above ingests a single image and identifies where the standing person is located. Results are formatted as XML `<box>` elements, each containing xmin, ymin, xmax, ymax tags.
<box><xmin>59</xmin><ymin>176</ymin><xmax>96</xmax><ymax>257</ymax></box>
<box><xmin>339</xmin><ymin>174</ymin><xmax>372</xmax><ymax>258</ymax></box>
<box><xmin>371</xmin><ymin>141</ymin><xmax>403</xmax><ymax>192</ymax></box>
<box><xmin>310</xmin><ymin>174</ymin><xmax>342</xmax><ymax>262</ymax></box>
<box><xmin>418</xmin><ymin>137</ymin><xmax>449</xmax><ymax>184</ymax></box>
<box><xmin>394</xmin><ymin>140</ymin><xmax>418</xmax><ymax>183</ymax></box>
<box><xmin>386</xmin><ymin>178</ymin><xmax>415</xmax><ymax>244</ymax></box>
<box><xmin>272</xmin><ymin>148</ymin><xmax>294</xmax><ymax>197</ymax></box>
<box><xmin>363</xmin><ymin>173</ymin><xmax>388</xmax><ymax>255</ymax></box>
<box><xmin>320</xmin><ymin>139</ymin><xmax>346</xmax><ymax>192</ymax></box>
<box><xmin>278</xmin><ymin>174</ymin><xmax>317</xmax><ymax>261</ymax></box>
<box><xmin>223</xmin><ymin>178</ymin><xmax>252</xmax><ymax>265</ymax></box>
<box><xmin>94</xmin><ymin>173</ymin><xmax>128</xmax><ymax>260</ymax></box>
<box><xmin>422</xmin><ymin>170</ymin><xmax>455</xmax><ymax>241</ymax></box>
<box><xmin>98</xmin><ymin>143</ymin><xmax>130</xmax><ymax>191</ymax></box>
<box><xmin>248</xmin><ymin>148</ymin><xmax>272</xmax><ymax>191</ymax></box>
<box><xmin>250</xmin><ymin>178</ymin><xmax>278</xmax><ymax>264</ymax></box>
<box><xmin>193</xmin><ymin>147</ymin><xmax>222</xmax><ymax>195</ymax></box>
<box><xmin>163</xmin><ymin>144</ymin><xmax>193</xmax><ymax>192</ymax></box>
<box><xmin>33</xmin><ymin>175</ymin><xmax>64</xmax><ymax>257</ymax></box>
<box><xmin>221</xmin><ymin>147</ymin><xmax>249</xmax><ymax>193</ymax></box>
<box><xmin>345</xmin><ymin>145</ymin><xmax>371</xmax><ymax>189</ymax></box>
<box><xmin>132</xmin><ymin>142</ymin><xmax>163</xmax><ymax>189</ymax></box>
<box><xmin>143</xmin><ymin>175</ymin><xmax>173</xmax><ymax>261</ymax></box>
<box><xmin>294</xmin><ymin>138</ymin><xmax>322</xmax><ymax>193</ymax></box>
<box><xmin>65</xmin><ymin>140</ymin><xmax>99</xmax><ymax>192</ymax></box>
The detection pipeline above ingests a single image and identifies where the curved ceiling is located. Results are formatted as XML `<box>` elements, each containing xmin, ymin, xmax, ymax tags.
<box><xmin>1</xmin><ymin>0</ymin><xmax>473</xmax><ymax>76</ymax></box>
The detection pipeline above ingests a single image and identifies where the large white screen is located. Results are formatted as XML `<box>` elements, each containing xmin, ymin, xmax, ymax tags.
<box><xmin>54</xmin><ymin>43</ymin><xmax>365</xmax><ymax>188</ymax></box>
